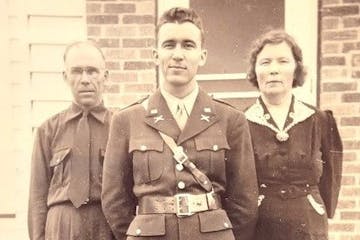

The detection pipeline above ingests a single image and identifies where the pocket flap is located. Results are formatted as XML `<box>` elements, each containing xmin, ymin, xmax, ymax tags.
<box><xmin>199</xmin><ymin>209</ymin><xmax>233</xmax><ymax>233</ymax></box>
<box><xmin>129</xmin><ymin>138</ymin><xmax>164</xmax><ymax>153</ymax></box>
<box><xmin>195</xmin><ymin>137</ymin><xmax>230</xmax><ymax>151</ymax></box>
<box><xmin>50</xmin><ymin>148</ymin><xmax>71</xmax><ymax>167</ymax></box>
<box><xmin>126</xmin><ymin>214</ymin><xmax>165</xmax><ymax>236</ymax></box>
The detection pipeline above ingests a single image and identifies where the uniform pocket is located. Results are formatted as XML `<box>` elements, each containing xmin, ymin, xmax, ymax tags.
<box><xmin>129</xmin><ymin>138</ymin><xmax>164</xmax><ymax>184</ymax></box>
<box><xmin>198</xmin><ymin>209</ymin><xmax>233</xmax><ymax>233</ymax></box>
<box><xmin>126</xmin><ymin>214</ymin><xmax>165</xmax><ymax>236</ymax></box>
<box><xmin>195</xmin><ymin>137</ymin><xmax>230</xmax><ymax>175</ymax></box>
<box><xmin>49</xmin><ymin>147</ymin><xmax>71</xmax><ymax>187</ymax></box>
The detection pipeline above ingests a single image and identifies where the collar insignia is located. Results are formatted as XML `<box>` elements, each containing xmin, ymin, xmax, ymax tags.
<box><xmin>154</xmin><ymin>115</ymin><xmax>164</xmax><ymax>123</ymax></box>
<box><xmin>150</xmin><ymin>108</ymin><xmax>158</xmax><ymax>115</ymax></box>
<box><xmin>200</xmin><ymin>114</ymin><xmax>210</xmax><ymax>122</ymax></box>
<box><xmin>204</xmin><ymin>107</ymin><xmax>211</xmax><ymax>113</ymax></box>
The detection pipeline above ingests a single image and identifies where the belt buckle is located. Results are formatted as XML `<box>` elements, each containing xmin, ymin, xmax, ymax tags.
<box><xmin>175</xmin><ymin>193</ymin><xmax>192</xmax><ymax>217</ymax></box>
<box><xmin>279</xmin><ymin>185</ymin><xmax>297</xmax><ymax>200</ymax></box>
<box><xmin>173</xmin><ymin>146</ymin><xmax>188</xmax><ymax>165</ymax></box>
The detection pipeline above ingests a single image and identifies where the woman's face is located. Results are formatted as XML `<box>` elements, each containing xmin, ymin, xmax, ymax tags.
<box><xmin>255</xmin><ymin>41</ymin><xmax>296</xmax><ymax>98</ymax></box>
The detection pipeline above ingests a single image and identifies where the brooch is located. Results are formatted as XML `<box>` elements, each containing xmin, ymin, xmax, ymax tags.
<box><xmin>276</xmin><ymin>131</ymin><xmax>289</xmax><ymax>142</ymax></box>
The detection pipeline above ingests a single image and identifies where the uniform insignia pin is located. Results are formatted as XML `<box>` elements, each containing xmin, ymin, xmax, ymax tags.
<box><xmin>204</xmin><ymin>107</ymin><xmax>211</xmax><ymax>113</ymax></box>
<box><xmin>200</xmin><ymin>114</ymin><xmax>210</xmax><ymax>122</ymax></box>
<box><xmin>150</xmin><ymin>109</ymin><xmax>158</xmax><ymax>115</ymax></box>
<box><xmin>154</xmin><ymin>115</ymin><xmax>164</xmax><ymax>123</ymax></box>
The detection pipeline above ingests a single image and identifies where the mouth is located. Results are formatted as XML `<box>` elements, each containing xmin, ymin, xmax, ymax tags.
<box><xmin>168</xmin><ymin>65</ymin><xmax>187</xmax><ymax>70</ymax></box>
<box><xmin>266</xmin><ymin>80</ymin><xmax>282</xmax><ymax>84</ymax></box>
<box><xmin>78</xmin><ymin>90</ymin><xmax>95</xmax><ymax>94</ymax></box>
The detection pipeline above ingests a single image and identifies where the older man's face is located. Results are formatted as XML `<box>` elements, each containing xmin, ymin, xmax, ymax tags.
<box><xmin>63</xmin><ymin>44</ymin><xmax>107</xmax><ymax>109</ymax></box>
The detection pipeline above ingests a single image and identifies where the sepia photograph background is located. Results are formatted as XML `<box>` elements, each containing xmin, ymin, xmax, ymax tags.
<box><xmin>1</xmin><ymin>0</ymin><xmax>359</xmax><ymax>239</ymax></box>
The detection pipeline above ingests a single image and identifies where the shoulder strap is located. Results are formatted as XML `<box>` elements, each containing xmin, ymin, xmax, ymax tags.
<box><xmin>158</xmin><ymin>131</ymin><xmax>213</xmax><ymax>192</ymax></box>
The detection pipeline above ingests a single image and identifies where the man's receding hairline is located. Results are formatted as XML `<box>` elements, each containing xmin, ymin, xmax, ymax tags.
<box><xmin>63</xmin><ymin>41</ymin><xmax>106</xmax><ymax>63</ymax></box>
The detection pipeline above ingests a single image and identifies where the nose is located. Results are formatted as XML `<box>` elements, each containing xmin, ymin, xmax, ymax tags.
<box><xmin>80</xmin><ymin>71</ymin><xmax>91</xmax><ymax>85</ymax></box>
<box><xmin>172</xmin><ymin>45</ymin><xmax>184</xmax><ymax>61</ymax></box>
<box><xmin>269</xmin><ymin>62</ymin><xmax>279</xmax><ymax>75</ymax></box>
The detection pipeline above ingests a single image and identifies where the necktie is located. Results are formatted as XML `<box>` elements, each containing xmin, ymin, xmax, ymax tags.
<box><xmin>69</xmin><ymin>111</ymin><xmax>90</xmax><ymax>208</ymax></box>
<box><xmin>175</xmin><ymin>103</ymin><xmax>188</xmax><ymax>131</ymax></box>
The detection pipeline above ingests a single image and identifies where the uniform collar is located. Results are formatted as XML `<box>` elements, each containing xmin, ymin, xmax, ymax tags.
<box><xmin>65</xmin><ymin>101</ymin><xmax>107</xmax><ymax>124</ymax></box>
<box><xmin>245</xmin><ymin>95</ymin><xmax>315</xmax><ymax>133</ymax></box>
<box><xmin>144</xmin><ymin>88</ymin><xmax>218</xmax><ymax>144</ymax></box>
<box><xmin>160</xmin><ymin>83</ymin><xmax>199</xmax><ymax>117</ymax></box>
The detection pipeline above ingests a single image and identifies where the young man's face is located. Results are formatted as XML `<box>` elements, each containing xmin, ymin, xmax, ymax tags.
<box><xmin>63</xmin><ymin>44</ymin><xmax>107</xmax><ymax>109</ymax></box>
<box><xmin>153</xmin><ymin>22</ymin><xmax>207</xmax><ymax>94</ymax></box>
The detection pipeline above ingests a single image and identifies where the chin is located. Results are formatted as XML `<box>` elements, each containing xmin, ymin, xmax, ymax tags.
<box><xmin>167</xmin><ymin>77</ymin><xmax>191</xmax><ymax>86</ymax></box>
<box><xmin>78</xmin><ymin>99</ymin><xmax>97</xmax><ymax>108</ymax></box>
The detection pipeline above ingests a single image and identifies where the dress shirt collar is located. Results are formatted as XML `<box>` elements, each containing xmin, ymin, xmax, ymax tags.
<box><xmin>65</xmin><ymin>101</ymin><xmax>107</xmax><ymax>124</ymax></box>
<box><xmin>160</xmin><ymin>83</ymin><xmax>199</xmax><ymax>117</ymax></box>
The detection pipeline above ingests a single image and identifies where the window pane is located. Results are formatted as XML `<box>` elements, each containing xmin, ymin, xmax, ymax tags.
<box><xmin>190</xmin><ymin>0</ymin><xmax>284</xmax><ymax>74</ymax></box>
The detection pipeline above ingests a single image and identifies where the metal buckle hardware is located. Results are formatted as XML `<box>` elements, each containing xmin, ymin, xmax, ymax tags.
<box><xmin>173</xmin><ymin>146</ymin><xmax>188</xmax><ymax>165</ymax></box>
<box><xmin>175</xmin><ymin>193</ymin><xmax>193</xmax><ymax>216</ymax></box>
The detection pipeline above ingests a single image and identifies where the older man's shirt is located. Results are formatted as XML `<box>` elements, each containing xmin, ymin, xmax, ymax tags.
<box><xmin>28</xmin><ymin>102</ymin><xmax>112</xmax><ymax>239</ymax></box>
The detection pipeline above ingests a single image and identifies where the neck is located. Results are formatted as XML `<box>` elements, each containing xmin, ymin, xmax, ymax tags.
<box><xmin>261</xmin><ymin>91</ymin><xmax>292</xmax><ymax>109</ymax></box>
<box><xmin>164</xmin><ymin>80</ymin><xmax>197</xmax><ymax>99</ymax></box>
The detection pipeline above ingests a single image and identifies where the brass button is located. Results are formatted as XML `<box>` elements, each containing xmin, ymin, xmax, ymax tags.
<box><xmin>177</xmin><ymin>181</ymin><xmax>186</xmax><ymax>189</ymax></box>
<box><xmin>140</xmin><ymin>145</ymin><xmax>147</xmax><ymax>151</ymax></box>
<box><xmin>135</xmin><ymin>228</ymin><xmax>141</xmax><ymax>236</ymax></box>
<box><xmin>176</xmin><ymin>164</ymin><xmax>184</xmax><ymax>171</ymax></box>
<box><xmin>264</xmin><ymin>113</ymin><xmax>270</xmax><ymax>120</ymax></box>
<box><xmin>224</xmin><ymin>222</ymin><xmax>229</xmax><ymax>228</ymax></box>
<box><xmin>213</xmin><ymin>145</ymin><xmax>219</xmax><ymax>151</ymax></box>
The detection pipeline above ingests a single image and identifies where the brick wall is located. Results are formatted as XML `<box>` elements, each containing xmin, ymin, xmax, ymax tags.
<box><xmin>86</xmin><ymin>0</ymin><xmax>157</xmax><ymax>108</ymax></box>
<box><xmin>320</xmin><ymin>0</ymin><xmax>360</xmax><ymax>239</ymax></box>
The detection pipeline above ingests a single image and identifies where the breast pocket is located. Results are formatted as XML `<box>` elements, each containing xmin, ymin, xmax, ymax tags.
<box><xmin>195</xmin><ymin>137</ymin><xmax>230</xmax><ymax>175</ymax></box>
<box><xmin>129</xmin><ymin>139</ymin><xmax>164</xmax><ymax>184</ymax></box>
<box><xmin>49</xmin><ymin>147</ymin><xmax>71</xmax><ymax>188</ymax></box>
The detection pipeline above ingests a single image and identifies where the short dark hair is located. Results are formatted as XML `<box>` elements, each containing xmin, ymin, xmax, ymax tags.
<box><xmin>63</xmin><ymin>39</ymin><xmax>106</xmax><ymax>63</ymax></box>
<box><xmin>156</xmin><ymin>7</ymin><xmax>205</xmax><ymax>46</ymax></box>
<box><xmin>247</xmin><ymin>30</ymin><xmax>306</xmax><ymax>88</ymax></box>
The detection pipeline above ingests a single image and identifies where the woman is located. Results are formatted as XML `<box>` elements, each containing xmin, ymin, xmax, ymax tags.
<box><xmin>245</xmin><ymin>30</ymin><xmax>343</xmax><ymax>240</ymax></box>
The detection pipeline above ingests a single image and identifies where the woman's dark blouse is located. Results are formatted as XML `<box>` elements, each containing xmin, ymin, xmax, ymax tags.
<box><xmin>245</xmin><ymin>97</ymin><xmax>343</xmax><ymax>240</ymax></box>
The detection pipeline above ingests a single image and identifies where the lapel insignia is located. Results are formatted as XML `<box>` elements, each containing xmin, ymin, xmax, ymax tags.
<box><xmin>154</xmin><ymin>115</ymin><xmax>164</xmax><ymax>123</ymax></box>
<box><xmin>203</xmin><ymin>107</ymin><xmax>211</xmax><ymax>113</ymax></box>
<box><xmin>150</xmin><ymin>108</ymin><xmax>158</xmax><ymax>115</ymax></box>
<box><xmin>200</xmin><ymin>114</ymin><xmax>210</xmax><ymax>122</ymax></box>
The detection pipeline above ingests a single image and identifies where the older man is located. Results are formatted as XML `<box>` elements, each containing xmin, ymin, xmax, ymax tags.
<box><xmin>28</xmin><ymin>40</ymin><xmax>114</xmax><ymax>240</ymax></box>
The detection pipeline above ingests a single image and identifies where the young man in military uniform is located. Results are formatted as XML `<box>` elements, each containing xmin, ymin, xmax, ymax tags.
<box><xmin>102</xmin><ymin>7</ymin><xmax>258</xmax><ymax>240</ymax></box>
<box><xmin>28</xmin><ymin>41</ymin><xmax>114</xmax><ymax>240</ymax></box>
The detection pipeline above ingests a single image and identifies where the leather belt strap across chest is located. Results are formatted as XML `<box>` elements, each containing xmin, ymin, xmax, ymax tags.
<box><xmin>138</xmin><ymin>192</ymin><xmax>222</xmax><ymax>217</ymax></box>
<box><xmin>158</xmin><ymin>131</ymin><xmax>213</xmax><ymax>192</ymax></box>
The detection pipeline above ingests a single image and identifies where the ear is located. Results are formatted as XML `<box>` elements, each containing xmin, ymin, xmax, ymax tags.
<box><xmin>103</xmin><ymin>70</ymin><xmax>109</xmax><ymax>82</ymax></box>
<box><xmin>62</xmin><ymin>71</ymin><xmax>68</xmax><ymax>83</ymax></box>
<box><xmin>152</xmin><ymin>48</ymin><xmax>160</xmax><ymax>66</ymax></box>
<box><xmin>198</xmin><ymin>49</ymin><xmax>208</xmax><ymax>67</ymax></box>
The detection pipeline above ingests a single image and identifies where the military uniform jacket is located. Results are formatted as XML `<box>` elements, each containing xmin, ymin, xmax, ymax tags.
<box><xmin>245</xmin><ymin>97</ymin><xmax>343</xmax><ymax>239</ymax></box>
<box><xmin>102</xmin><ymin>89</ymin><xmax>258</xmax><ymax>240</ymax></box>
